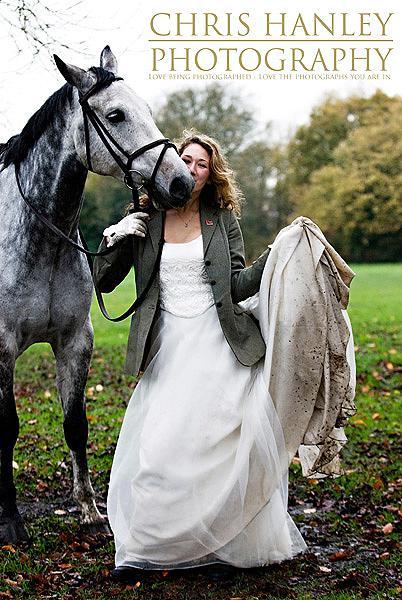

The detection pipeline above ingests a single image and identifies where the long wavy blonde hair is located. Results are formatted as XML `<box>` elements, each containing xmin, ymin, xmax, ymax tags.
<box><xmin>132</xmin><ymin>129</ymin><xmax>243</xmax><ymax>216</ymax></box>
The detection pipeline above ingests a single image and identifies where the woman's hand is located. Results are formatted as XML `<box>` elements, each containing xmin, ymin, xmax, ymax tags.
<box><xmin>103</xmin><ymin>212</ymin><xmax>150</xmax><ymax>247</ymax></box>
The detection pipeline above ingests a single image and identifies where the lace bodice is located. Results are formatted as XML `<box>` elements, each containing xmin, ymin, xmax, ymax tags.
<box><xmin>159</xmin><ymin>235</ymin><xmax>215</xmax><ymax>317</ymax></box>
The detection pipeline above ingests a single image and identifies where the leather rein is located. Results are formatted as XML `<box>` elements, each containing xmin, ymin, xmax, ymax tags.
<box><xmin>14</xmin><ymin>71</ymin><xmax>173</xmax><ymax>322</ymax></box>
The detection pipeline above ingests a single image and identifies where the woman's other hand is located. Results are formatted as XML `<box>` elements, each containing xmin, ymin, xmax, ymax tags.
<box><xmin>103</xmin><ymin>212</ymin><xmax>150</xmax><ymax>247</ymax></box>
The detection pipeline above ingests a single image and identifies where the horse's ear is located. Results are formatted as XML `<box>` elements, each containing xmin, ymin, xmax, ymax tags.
<box><xmin>100</xmin><ymin>45</ymin><xmax>118</xmax><ymax>75</ymax></box>
<box><xmin>54</xmin><ymin>54</ymin><xmax>96</xmax><ymax>93</ymax></box>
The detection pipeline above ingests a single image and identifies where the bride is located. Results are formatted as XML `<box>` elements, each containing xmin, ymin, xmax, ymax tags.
<box><xmin>93</xmin><ymin>130</ymin><xmax>307</xmax><ymax>582</ymax></box>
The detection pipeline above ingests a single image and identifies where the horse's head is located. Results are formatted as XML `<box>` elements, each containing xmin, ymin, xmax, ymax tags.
<box><xmin>54</xmin><ymin>46</ymin><xmax>194</xmax><ymax>210</ymax></box>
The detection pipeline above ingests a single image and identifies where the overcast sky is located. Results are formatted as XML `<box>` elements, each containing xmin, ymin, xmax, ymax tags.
<box><xmin>0</xmin><ymin>0</ymin><xmax>400</xmax><ymax>143</ymax></box>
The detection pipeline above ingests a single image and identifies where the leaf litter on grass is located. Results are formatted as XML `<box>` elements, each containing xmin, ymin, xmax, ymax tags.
<box><xmin>3</xmin><ymin>265</ymin><xmax>401</xmax><ymax>598</ymax></box>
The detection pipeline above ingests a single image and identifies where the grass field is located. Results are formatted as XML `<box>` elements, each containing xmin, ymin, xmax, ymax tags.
<box><xmin>0</xmin><ymin>263</ymin><xmax>401</xmax><ymax>599</ymax></box>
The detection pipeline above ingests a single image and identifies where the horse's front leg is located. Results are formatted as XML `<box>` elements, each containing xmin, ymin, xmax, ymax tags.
<box><xmin>53</xmin><ymin>319</ymin><xmax>108</xmax><ymax>531</ymax></box>
<box><xmin>0</xmin><ymin>343</ymin><xmax>30</xmax><ymax>544</ymax></box>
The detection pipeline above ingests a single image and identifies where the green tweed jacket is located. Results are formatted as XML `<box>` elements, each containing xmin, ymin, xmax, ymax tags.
<box><xmin>93</xmin><ymin>202</ymin><xmax>270</xmax><ymax>377</ymax></box>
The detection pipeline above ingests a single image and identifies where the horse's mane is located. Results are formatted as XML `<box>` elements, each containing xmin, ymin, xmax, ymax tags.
<box><xmin>0</xmin><ymin>83</ymin><xmax>75</xmax><ymax>169</ymax></box>
<box><xmin>0</xmin><ymin>66</ymin><xmax>116</xmax><ymax>169</ymax></box>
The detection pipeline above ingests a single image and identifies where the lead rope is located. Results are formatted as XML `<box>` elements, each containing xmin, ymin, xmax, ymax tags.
<box><xmin>80</xmin><ymin>213</ymin><xmax>165</xmax><ymax>322</ymax></box>
<box><xmin>16</xmin><ymin>160</ymin><xmax>166</xmax><ymax>321</ymax></box>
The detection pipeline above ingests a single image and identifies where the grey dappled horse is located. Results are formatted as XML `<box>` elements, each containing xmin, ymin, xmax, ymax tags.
<box><xmin>0</xmin><ymin>46</ymin><xmax>193</xmax><ymax>543</ymax></box>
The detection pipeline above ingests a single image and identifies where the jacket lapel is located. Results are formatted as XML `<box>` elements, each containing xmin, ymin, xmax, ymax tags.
<box><xmin>147</xmin><ymin>203</ymin><xmax>219</xmax><ymax>256</ymax></box>
<box><xmin>200</xmin><ymin>203</ymin><xmax>219</xmax><ymax>256</ymax></box>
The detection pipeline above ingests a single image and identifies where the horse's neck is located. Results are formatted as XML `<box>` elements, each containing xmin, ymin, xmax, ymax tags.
<box><xmin>17</xmin><ymin>112</ymin><xmax>87</xmax><ymax>231</ymax></box>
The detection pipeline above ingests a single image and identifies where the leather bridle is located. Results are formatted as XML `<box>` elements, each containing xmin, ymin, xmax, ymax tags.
<box><xmin>14</xmin><ymin>69</ymin><xmax>177</xmax><ymax>321</ymax></box>
<box><xmin>79</xmin><ymin>70</ymin><xmax>177</xmax><ymax>207</ymax></box>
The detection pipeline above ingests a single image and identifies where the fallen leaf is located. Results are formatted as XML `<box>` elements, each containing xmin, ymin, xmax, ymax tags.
<box><xmin>389</xmin><ymin>348</ymin><xmax>397</xmax><ymax>355</ymax></box>
<box><xmin>382</xmin><ymin>523</ymin><xmax>393</xmax><ymax>534</ymax></box>
<box><xmin>44</xmin><ymin>390</ymin><xmax>51</xmax><ymax>398</ymax></box>
<box><xmin>162</xmin><ymin>570</ymin><xmax>169</xmax><ymax>577</ymax></box>
<box><xmin>373</xmin><ymin>479</ymin><xmax>383</xmax><ymax>490</ymax></box>
<box><xmin>319</xmin><ymin>565</ymin><xmax>332</xmax><ymax>572</ymax></box>
<box><xmin>4</xmin><ymin>579</ymin><xmax>18</xmax><ymax>587</ymax></box>
<box><xmin>12</xmin><ymin>461</ymin><xmax>19</xmax><ymax>470</ymax></box>
<box><xmin>361</xmin><ymin>385</ymin><xmax>370</xmax><ymax>393</ymax></box>
<box><xmin>54</xmin><ymin>509</ymin><xmax>66</xmax><ymax>515</ymax></box>
<box><xmin>386</xmin><ymin>362</ymin><xmax>394</xmax><ymax>370</ymax></box>
<box><xmin>379</xmin><ymin>552</ymin><xmax>390</xmax><ymax>559</ymax></box>
<box><xmin>1</xmin><ymin>545</ymin><xmax>16</xmax><ymax>553</ymax></box>
<box><xmin>329</xmin><ymin>549</ymin><xmax>353</xmax><ymax>561</ymax></box>
<box><xmin>303</xmin><ymin>508</ymin><xmax>317</xmax><ymax>514</ymax></box>
<box><xmin>28</xmin><ymin>419</ymin><xmax>37</xmax><ymax>425</ymax></box>
<box><xmin>372</xmin><ymin>413</ymin><xmax>381</xmax><ymax>420</ymax></box>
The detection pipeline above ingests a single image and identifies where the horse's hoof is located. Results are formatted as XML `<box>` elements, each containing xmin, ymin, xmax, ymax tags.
<box><xmin>0</xmin><ymin>515</ymin><xmax>31</xmax><ymax>546</ymax></box>
<box><xmin>81</xmin><ymin>518</ymin><xmax>111</xmax><ymax>536</ymax></box>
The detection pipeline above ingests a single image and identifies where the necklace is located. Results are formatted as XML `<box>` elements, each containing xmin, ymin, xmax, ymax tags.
<box><xmin>176</xmin><ymin>207</ymin><xmax>198</xmax><ymax>228</ymax></box>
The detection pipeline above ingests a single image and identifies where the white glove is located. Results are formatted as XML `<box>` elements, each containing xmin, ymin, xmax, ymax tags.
<box><xmin>103</xmin><ymin>212</ymin><xmax>150</xmax><ymax>247</ymax></box>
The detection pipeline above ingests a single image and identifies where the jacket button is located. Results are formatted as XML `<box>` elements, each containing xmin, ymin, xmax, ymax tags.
<box><xmin>205</xmin><ymin>260</ymin><xmax>211</xmax><ymax>266</ymax></box>
<box><xmin>216</xmin><ymin>301</ymin><xmax>222</xmax><ymax>308</ymax></box>
<box><xmin>210</xmin><ymin>280</ymin><xmax>216</xmax><ymax>286</ymax></box>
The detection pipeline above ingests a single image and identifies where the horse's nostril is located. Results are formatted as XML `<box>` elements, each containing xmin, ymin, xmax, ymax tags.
<box><xmin>169</xmin><ymin>175</ymin><xmax>193</xmax><ymax>204</ymax></box>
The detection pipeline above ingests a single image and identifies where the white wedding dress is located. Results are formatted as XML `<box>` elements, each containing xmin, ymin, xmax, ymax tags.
<box><xmin>107</xmin><ymin>234</ymin><xmax>307</xmax><ymax>569</ymax></box>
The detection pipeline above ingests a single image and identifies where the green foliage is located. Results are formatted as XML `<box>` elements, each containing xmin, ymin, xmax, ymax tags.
<box><xmin>281</xmin><ymin>91</ymin><xmax>402</xmax><ymax>261</ymax></box>
<box><xmin>80</xmin><ymin>173</ymin><xmax>129</xmax><ymax>250</ymax></box>
<box><xmin>155</xmin><ymin>83</ymin><xmax>255</xmax><ymax>159</ymax></box>
<box><xmin>232</xmin><ymin>139</ymin><xmax>279</xmax><ymax>257</ymax></box>
<box><xmin>285</xmin><ymin>90</ymin><xmax>397</xmax><ymax>188</ymax></box>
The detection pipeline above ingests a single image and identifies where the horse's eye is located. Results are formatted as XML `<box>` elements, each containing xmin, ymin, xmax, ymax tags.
<box><xmin>106</xmin><ymin>109</ymin><xmax>125</xmax><ymax>123</ymax></box>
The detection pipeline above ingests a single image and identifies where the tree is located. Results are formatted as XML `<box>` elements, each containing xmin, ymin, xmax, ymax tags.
<box><xmin>0</xmin><ymin>0</ymin><xmax>84</xmax><ymax>58</ymax></box>
<box><xmin>80</xmin><ymin>173</ymin><xmax>128</xmax><ymax>250</ymax></box>
<box><xmin>284</xmin><ymin>90</ymin><xmax>397</xmax><ymax>188</ymax></box>
<box><xmin>232</xmin><ymin>138</ymin><xmax>281</xmax><ymax>257</ymax></box>
<box><xmin>285</xmin><ymin>94</ymin><xmax>402</xmax><ymax>261</ymax></box>
<box><xmin>155</xmin><ymin>84</ymin><xmax>256</xmax><ymax>159</ymax></box>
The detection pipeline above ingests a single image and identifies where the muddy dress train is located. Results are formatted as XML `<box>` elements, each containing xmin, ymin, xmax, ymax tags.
<box><xmin>107</xmin><ymin>219</ymin><xmax>356</xmax><ymax>569</ymax></box>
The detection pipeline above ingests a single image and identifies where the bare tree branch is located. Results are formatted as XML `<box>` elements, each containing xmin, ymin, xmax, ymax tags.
<box><xmin>0</xmin><ymin>0</ymin><xmax>87</xmax><ymax>59</ymax></box>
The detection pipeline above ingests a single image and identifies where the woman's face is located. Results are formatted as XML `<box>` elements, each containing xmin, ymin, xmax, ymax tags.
<box><xmin>180</xmin><ymin>143</ymin><xmax>211</xmax><ymax>196</ymax></box>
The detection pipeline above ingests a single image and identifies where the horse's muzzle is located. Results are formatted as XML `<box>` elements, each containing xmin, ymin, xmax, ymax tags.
<box><xmin>168</xmin><ymin>175</ymin><xmax>194</xmax><ymax>208</ymax></box>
